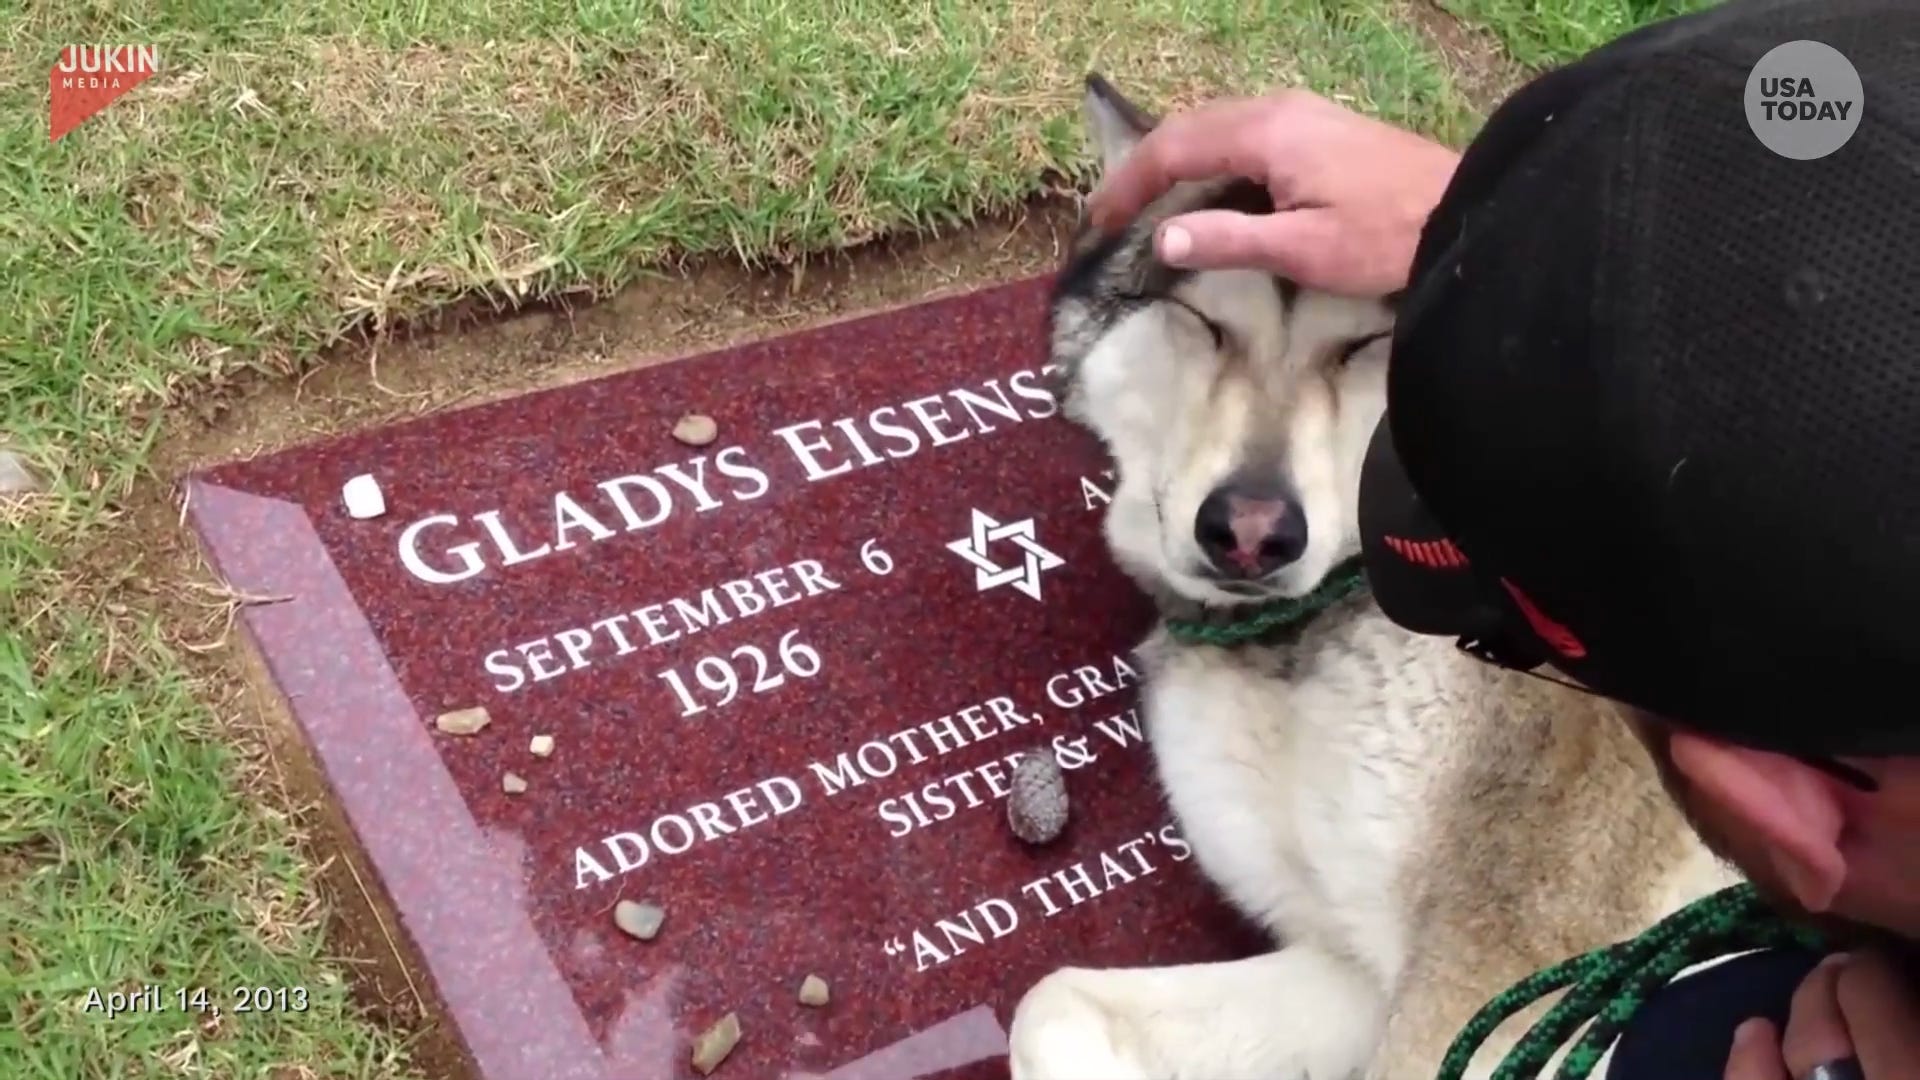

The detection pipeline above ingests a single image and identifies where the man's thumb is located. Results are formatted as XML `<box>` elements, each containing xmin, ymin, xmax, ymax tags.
<box><xmin>1155</xmin><ymin>208</ymin><xmax>1323</xmax><ymax>278</ymax></box>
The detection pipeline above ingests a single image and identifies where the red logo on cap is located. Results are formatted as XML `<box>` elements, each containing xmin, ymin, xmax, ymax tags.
<box><xmin>1384</xmin><ymin>535</ymin><xmax>1470</xmax><ymax>569</ymax></box>
<box><xmin>1500</xmin><ymin>579</ymin><xmax>1587</xmax><ymax>659</ymax></box>
<box><xmin>1385</xmin><ymin>536</ymin><xmax>1586</xmax><ymax>659</ymax></box>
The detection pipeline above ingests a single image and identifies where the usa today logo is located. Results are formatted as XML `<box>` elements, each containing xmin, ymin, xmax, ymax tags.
<box><xmin>1745</xmin><ymin>40</ymin><xmax>1863</xmax><ymax>160</ymax></box>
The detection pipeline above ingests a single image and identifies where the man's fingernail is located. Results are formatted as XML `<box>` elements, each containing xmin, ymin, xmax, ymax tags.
<box><xmin>1732</xmin><ymin>1017</ymin><xmax>1770</xmax><ymax>1049</ymax></box>
<box><xmin>1160</xmin><ymin>224</ymin><xmax>1192</xmax><ymax>264</ymax></box>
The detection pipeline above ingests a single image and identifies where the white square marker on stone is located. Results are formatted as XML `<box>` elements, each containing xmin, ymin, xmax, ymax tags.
<box><xmin>342</xmin><ymin>474</ymin><xmax>386</xmax><ymax>519</ymax></box>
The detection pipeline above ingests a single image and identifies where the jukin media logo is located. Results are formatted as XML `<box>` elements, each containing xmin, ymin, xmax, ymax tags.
<box><xmin>1745</xmin><ymin>39</ymin><xmax>1863</xmax><ymax>160</ymax></box>
<box><xmin>50</xmin><ymin>45</ymin><xmax>161</xmax><ymax>142</ymax></box>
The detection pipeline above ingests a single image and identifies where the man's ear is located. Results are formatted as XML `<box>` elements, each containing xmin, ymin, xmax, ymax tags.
<box><xmin>1082</xmin><ymin>73</ymin><xmax>1160</xmax><ymax>175</ymax></box>
<box><xmin>1668</xmin><ymin>731</ymin><xmax>1850</xmax><ymax>911</ymax></box>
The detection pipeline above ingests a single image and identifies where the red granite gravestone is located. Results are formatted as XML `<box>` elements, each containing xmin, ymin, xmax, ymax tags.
<box><xmin>187</xmin><ymin>276</ymin><xmax>1265</xmax><ymax>1080</ymax></box>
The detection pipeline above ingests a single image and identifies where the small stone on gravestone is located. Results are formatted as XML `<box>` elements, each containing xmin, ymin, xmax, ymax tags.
<box><xmin>341</xmin><ymin>473</ymin><xmax>386</xmax><ymax>519</ymax></box>
<box><xmin>690</xmin><ymin>1012</ymin><xmax>742</xmax><ymax>1076</ymax></box>
<box><xmin>671</xmin><ymin>413</ymin><xmax>717</xmax><ymax>447</ymax></box>
<box><xmin>1007</xmin><ymin>749</ymin><xmax>1070</xmax><ymax>844</ymax></box>
<box><xmin>528</xmin><ymin>733</ymin><xmax>554</xmax><ymax>758</ymax></box>
<box><xmin>432</xmin><ymin>706</ymin><xmax>490</xmax><ymax>736</ymax></box>
<box><xmin>612</xmin><ymin>899</ymin><xmax>665</xmax><ymax>941</ymax></box>
<box><xmin>501</xmin><ymin>771</ymin><xmax>528</xmax><ymax>795</ymax></box>
<box><xmin>797</xmin><ymin>974</ymin><xmax>830</xmax><ymax>1007</ymax></box>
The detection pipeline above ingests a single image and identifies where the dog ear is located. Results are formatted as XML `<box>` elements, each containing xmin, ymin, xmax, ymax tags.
<box><xmin>1082</xmin><ymin>73</ymin><xmax>1160</xmax><ymax>174</ymax></box>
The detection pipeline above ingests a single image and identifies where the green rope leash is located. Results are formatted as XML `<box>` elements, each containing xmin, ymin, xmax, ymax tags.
<box><xmin>1163</xmin><ymin>557</ymin><xmax>1369</xmax><ymax>647</ymax></box>
<box><xmin>1438</xmin><ymin>882</ymin><xmax>1826</xmax><ymax>1080</ymax></box>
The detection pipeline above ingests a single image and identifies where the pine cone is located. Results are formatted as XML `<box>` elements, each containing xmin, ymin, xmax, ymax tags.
<box><xmin>1006</xmin><ymin>750</ymin><xmax>1070</xmax><ymax>844</ymax></box>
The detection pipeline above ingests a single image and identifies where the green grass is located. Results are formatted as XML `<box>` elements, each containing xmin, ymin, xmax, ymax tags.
<box><xmin>1440</xmin><ymin>0</ymin><xmax>1721</xmax><ymax>69</ymax></box>
<box><xmin>0</xmin><ymin>1</ymin><xmax>1676</xmax><ymax>1076</ymax></box>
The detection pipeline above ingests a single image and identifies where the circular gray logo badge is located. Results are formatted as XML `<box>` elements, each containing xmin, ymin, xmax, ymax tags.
<box><xmin>1745</xmin><ymin>40</ymin><xmax>1863</xmax><ymax>160</ymax></box>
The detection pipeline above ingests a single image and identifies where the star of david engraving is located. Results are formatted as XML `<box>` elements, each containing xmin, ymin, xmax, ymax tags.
<box><xmin>944</xmin><ymin>508</ymin><xmax>1066</xmax><ymax>602</ymax></box>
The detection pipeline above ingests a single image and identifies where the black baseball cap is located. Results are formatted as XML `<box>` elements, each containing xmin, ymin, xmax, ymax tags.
<box><xmin>1357</xmin><ymin>0</ymin><xmax>1920</xmax><ymax>759</ymax></box>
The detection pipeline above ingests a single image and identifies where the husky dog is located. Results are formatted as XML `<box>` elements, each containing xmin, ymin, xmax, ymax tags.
<box><xmin>1004</xmin><ymin>76</ymin><xmax>1738</xmax><ymax>1080</ymax></box>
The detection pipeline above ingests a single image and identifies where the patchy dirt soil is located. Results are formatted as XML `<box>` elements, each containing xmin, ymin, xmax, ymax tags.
<box><xmin>156</xmin><ymin>198</ymin><xmax>1078</xmax><ymax>478</ymax></box>
<box><xmin>1402</xmin><ymin>1</ymin><xmax>1530</xmax><ymax>113</ymax></box>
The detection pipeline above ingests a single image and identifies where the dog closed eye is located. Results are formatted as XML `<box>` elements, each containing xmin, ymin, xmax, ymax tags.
<box><xmin>1166</xmin><ymin>298</ymin><xmax>1225</xmax><ymax>349</ymax></box>
<box><xmin>1334</xmin><ymin>331</ymin><xmax>1390</xmax><ymax>366</ymax></box>
<box><xmin>1113</xmin><ymin>290</ymin><xmax>1226</xmax><ymax>350</ymax></box>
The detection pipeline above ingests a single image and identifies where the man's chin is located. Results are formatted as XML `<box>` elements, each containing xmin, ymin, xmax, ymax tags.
<box><xmin>1701</xmin><ymin>831</ymin><xmax>1920</xmax><ymax>958</ymax></box>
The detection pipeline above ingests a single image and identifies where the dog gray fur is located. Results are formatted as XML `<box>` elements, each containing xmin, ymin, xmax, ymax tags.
<box><xmin>1003</xmin><ymin>75</ymin><xmax>1737</xmax><ymax>1080</ymax></box>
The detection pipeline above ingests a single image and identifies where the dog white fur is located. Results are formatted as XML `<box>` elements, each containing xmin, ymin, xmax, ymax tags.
<box><xmin>1003</xmin><ymin>77</ymin><xmax>1737</xmax><ymax>1080</ymax></box>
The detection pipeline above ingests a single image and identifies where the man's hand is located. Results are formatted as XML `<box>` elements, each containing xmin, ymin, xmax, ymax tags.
<box><xmin>1084</xmin><ymin>88</ymin><xmax>1461</xmax><ymax>295</ymax></box>
<box><xmin>1724</xmin><ymin>952</ymin><xmax>1920</xmax><ymax>1079</ymax></box>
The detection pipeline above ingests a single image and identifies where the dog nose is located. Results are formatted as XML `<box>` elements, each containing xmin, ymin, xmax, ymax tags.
<box><xmin>1194</xmin><ymin>486</ymin><xmax>1308</xmax><ymax>577</ymax></box>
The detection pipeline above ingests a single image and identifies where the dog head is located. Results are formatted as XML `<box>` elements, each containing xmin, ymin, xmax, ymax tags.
<box><xmin>1050</xmin><ymin>75</ymin><xmax>1396</xmax><ymax>609</ymax></box>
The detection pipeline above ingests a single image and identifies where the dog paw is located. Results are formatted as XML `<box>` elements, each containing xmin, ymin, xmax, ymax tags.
<box><xmin>1008</xmin><ymin>968</ymin><xmax>1160</xmax><ymax>1080</ymax></box>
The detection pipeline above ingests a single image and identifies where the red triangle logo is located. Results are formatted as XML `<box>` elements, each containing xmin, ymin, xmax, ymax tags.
<box><xmin>50</xmin><ymin>46</ymin><xmax>159</xmax><ymax>143</ymax></box>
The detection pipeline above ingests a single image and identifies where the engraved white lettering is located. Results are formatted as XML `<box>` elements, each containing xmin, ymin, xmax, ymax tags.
<box><xmin>552</xmin><ymin>492</ymin><xmax>615</xmax><ymax>550</ymax></box>
<box><xmin>482</xmin><ymin>557</ymin><xmax>844</xmax><ymax>694</ymax></box>
<box><xmin>398</xmin><ymin>513</ymin><xmax>487</xmax><ymax>584</ymax></box>
<box><xmin>878</xmin><ymin>822</ymin><xmax>1190</xmax><ymax>972</ymax></box>
<box><xmin>571</xmin><ymin>777</ymin><xmax>804</xmax><ymax>889</ymax></box>
<box><xmin>396</xmin><ymin>369</ymin><xmax>1056</xmax><ymax>582</ymax></box>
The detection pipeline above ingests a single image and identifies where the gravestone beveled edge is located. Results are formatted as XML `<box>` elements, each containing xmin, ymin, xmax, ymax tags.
<box><xmin>187</xmin><ymin>480</ymin><xmax>619</xmax><ymax>1080</ymax></box>
<box><xmin>223</xmin><ymin>634</ymin><xmax>470</xmax><ymax>1079</ymax></box>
